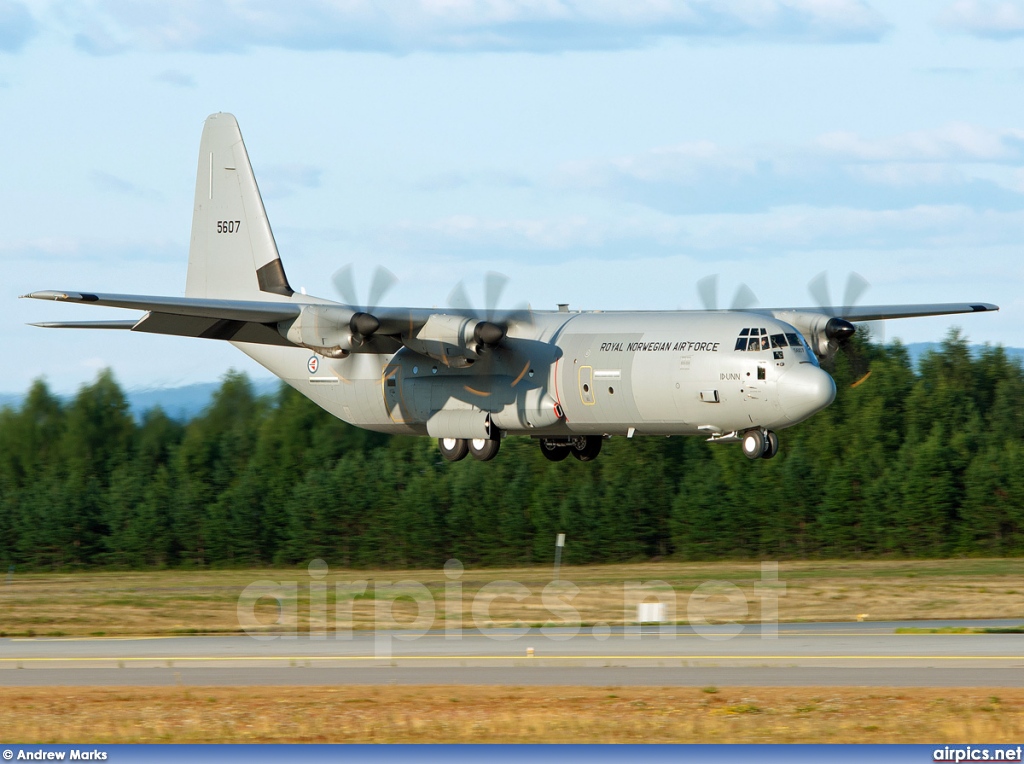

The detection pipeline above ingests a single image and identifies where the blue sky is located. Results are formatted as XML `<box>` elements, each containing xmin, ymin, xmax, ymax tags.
<box><xmin>2</xmin><ymin>0</ymin><xmax>1022</xmax><ymax>394</ymax></box>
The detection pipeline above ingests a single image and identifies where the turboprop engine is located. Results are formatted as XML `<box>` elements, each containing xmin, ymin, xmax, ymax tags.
<box><xmin>277</xmin><ymin>304</ymin><xmax>376</xmax><ymax>358</ymax></box>
<box><xmin>401</xmin><ymin>313</ymin><xmax>507</xmax><ymax>367</ymax></box>
<box><xmin>772</xmin><ymin>311</ymin><xmax>856</xmax><ymax>361</ymax></box>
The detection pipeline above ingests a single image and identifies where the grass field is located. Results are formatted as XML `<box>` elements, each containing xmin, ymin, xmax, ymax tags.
<box><xmin>0</xmin><ymin>685</ymin><xmax>1021</xmax><ymax>743</ymax></box>
<box><xmin>1</xmin><ymin>559</ymin><xmax>1023</xmax><ymax>637</ymax></box>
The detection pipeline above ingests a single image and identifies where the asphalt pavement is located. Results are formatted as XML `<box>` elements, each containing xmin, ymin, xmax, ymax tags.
<box><xmin>1</xmin><ymin>619</ymin><xmax>1021</xmax><ymax>686</ymax></box>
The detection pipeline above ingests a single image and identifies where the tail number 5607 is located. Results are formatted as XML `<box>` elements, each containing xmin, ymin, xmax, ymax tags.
<box><xmin>217</xmin><ymin>220</ymin><xmax>241</xmax><ymax>233</ymax></box>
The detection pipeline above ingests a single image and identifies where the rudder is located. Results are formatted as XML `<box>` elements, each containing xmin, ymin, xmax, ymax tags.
<box><xmin>185</xmin><ymin>113</ymin><xmax>293</xmax><ymax>300</ymax></box>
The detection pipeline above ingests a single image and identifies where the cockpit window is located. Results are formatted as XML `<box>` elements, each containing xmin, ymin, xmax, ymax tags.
<box><xmin>736</xmin><ymin>327</ymin><xmax>773</xmax><ymax>351</ymax></box>
<box><xmin>781</xmin><ymin>331</ymin><xmax>820</xmax><ymax>366</ymax></box>
<box><xmin>736</xmin><ymin>326</ymin><xmax>810</xmax><ymax>353</ymax></box>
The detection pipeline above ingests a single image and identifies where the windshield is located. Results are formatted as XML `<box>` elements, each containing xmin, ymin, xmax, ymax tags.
<box><xmin>734</xmin><ymin>326</ymin><xmax>819</xmax><ymax>366</ymax></box>
<box><xmin>789</xmin><ymin>332</ymin><xmax>819</xmax><ymax>366</ymax></box>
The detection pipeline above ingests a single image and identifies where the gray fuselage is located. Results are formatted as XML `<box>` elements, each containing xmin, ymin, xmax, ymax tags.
<box><xmin>237</xmin><ymin>310</ymin><xmax>837</xmax><ymax>440</ymax></box>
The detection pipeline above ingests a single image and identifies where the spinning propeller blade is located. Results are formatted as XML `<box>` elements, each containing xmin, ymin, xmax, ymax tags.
<box><xmin>696</xmin><ymin>274</ymin><xmax>759</xmax><ymax>311</ymax></box>
<box><xmin>330</xmin><ymin>264</ymin><xmax>397</xmax><ymax>341</ymax></box>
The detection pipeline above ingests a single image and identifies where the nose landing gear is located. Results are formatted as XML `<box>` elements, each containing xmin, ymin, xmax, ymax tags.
<box><xmin>742</xmin><ymin>428</ymin><xmax>779</xmax><ymax>460</ymax></box>
<box><xmin>538</xmin><ymin>435</ymin><xmax>603</xmax><ymax>462</ymax></box>
<box><xmin>539</xmin><ymin>439</ymin><xmax>571</xmax><ymax>462</ymax></box>
<box><xmin>571</xmin><ymin>435</ymin><xmax>603</xmax><ymax>462</ymax></box>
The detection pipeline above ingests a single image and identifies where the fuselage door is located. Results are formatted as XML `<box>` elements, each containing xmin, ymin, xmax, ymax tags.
<box><xmin>382</xmin><ymin>363</ymin><xmax>407</xmax><ymax>423</ymax></box>
<box><xmin>579</xmin><ymin>365</ymin><xmax>595</xmax><ymax>406</ymax></box>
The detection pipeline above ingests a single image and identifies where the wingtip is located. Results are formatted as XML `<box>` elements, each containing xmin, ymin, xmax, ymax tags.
<box><xmin>20</xmin><ymin>291</ymin><xmax>95</xmax><ymax>302</ymax></box>
<box><xmin>22</xmin><ymin>290</ymin><xmax>68</xmax><ymax>301</ymax></box>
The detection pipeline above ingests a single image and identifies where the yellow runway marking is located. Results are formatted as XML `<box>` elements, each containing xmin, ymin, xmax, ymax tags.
<box><xmin>10</xmin><ymin>636</ymin><xmax>182</xmax><ymax>642</ymax></box>
<box><xmin>1</xmin><ymin>655</ymin><xmax>1022</xmax><ymax>663</ymax></box>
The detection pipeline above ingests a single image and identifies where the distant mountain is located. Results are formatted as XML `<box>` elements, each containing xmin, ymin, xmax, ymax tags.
<box><xmin>903</xmin><ymin>343</ymin><xmax>1024</xmax><ymax>368</ymax></box>
<box><xmin>0</xmin><ymin>378</ymin><xmax>281</xmax><ymax>420</ymax></box>
<box><xmin>0</xmin><ymin>393</ymin><xmax>21</xmax><ymax>411</ymax></box>
<box><xmin>122</xmin><ymin>379</ymin><xmax>282</xmax><ymax>419</ymax></box>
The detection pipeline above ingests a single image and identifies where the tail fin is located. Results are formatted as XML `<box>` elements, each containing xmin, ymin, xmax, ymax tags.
<box><xmin>185</xmin><ymin>113</ymin><xmax>294</xmax><ymax>300</ymax></box>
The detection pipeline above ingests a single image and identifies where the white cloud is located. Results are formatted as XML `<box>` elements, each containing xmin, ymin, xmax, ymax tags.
<box><xmin>816</xmin><ymin>123</ymin><xmax>1024</xmax><ymax>162</ymax></box>
<box><xmin>387</xmin><ymin>213</ymin><xmax>608</xmax><ymax>251</ymax></box>
<box><xmin>552</xmin><ymin>125</ymin><xmax>1024</xmax><ymax>214</ymax></box>
<box><xmin>0</xmin><ymin>0</ymin><xmax>37</xmax><ymax>51</ymax></box>
<box><xmin>415</xmin><ymin>169</ymin><xmax>532</xmax><ymax>192</ymax></box>
<box><xmin>57</xmin><ymin>0</ymin><xmax>889</xmax><ymax>56</ymax></box>
<box><xmin>938</xmin><ymin>0</ymin><xmax>1024</xmax><ymax>39</ymax></box>
<box><xmin>0</xmin><ymin>236</ymin><xmax>181</xmax><ymax>263</ymax></box>
<box><xmin>153</xmin><ymin>68</ymin><xmax>195</xmax><ymax>87</ymax></box>
<box><xmin>368</xmin><ymin>205</ymin><xmax>1024</xmax><ymax>261</ymax></box>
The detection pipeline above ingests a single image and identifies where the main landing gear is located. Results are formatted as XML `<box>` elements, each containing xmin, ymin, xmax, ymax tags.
<box><xmin>538</xmin><ymin>436</ymin><xmax>603</xmax><ymax>462</ymax></box>
<box><xmin>741</xmin><ymin>428</ymin><xmax>779</xmax><ymax>460</ymax></box>
<box><xmin>438</xmin><ymin>436</ymin><xmax>501</xmax><ymax>462</ymax></box>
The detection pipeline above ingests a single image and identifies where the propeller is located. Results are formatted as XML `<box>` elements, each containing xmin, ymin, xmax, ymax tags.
<box><xmin>807</xmin><ymin>271</ymin><xmax>884</xmax><ymax>355</ymax></box>
<box><xmin>696</xmin><ymin>275</ymin><xmax>759</xmax><ymax>311</ymax></box>
<box><xmin>447</xmin><ymin>271</ymin><xmax>531</xmax><ymax>352</ymax></box>
<box><xmin>864</xmin><ymin>319</ymin><xmax>886</xmax><ymax>344</ymax></box>
<box><xmin>331</xmin><ymin>264</ymin><xmax>397</xmax><ymax>342</ymax></box>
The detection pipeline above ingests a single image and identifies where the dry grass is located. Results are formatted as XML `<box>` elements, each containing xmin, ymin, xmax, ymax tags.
<box><xmin>1</xmin><ymin>559</ymin><xmax>1023</xmax><ymax>637</ymax></box>
<box><xmin>0</xmin><ymin>685</ymin><xmax>1021</xmax><ymax>743</ymax></box>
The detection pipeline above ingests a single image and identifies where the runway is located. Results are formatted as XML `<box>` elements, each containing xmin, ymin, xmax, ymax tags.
<box><xmin>2</xmin><ymin>619</ymin><xmax>1022</xmax><ymax>687</ymax></box>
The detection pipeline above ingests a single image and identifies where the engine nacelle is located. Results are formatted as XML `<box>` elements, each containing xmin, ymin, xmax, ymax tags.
<box><xmin>401</xmin><ymin>313</ymin><xmax>503</xmax><ymax>367</ymax></box>
<box><xmin>771</xmin><ymin>311</ymin><xmax>855</xmax><ymax>360</ymax></box>
<box><xmin>278</xmin><ymin>304</ymin><xmax>358</xmax><ymax>357</ymax></box>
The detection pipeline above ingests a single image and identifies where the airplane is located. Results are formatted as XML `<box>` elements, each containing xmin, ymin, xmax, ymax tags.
<box><xmin>23</xmin><ymin>113</ymin><xmax>999</xmax><ymax>463</ymax></box>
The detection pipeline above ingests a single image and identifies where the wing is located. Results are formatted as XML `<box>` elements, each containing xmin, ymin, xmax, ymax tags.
<box><xmin>21</xmin><ymin>289</ymin><xmax>435</xmax><ymax>353</ymax></box>
<box><xmin>769</xmin><ymin>302</ymin><xmax>998</xmax><ymax>322</ymax></box>
<box><xmin>765</xmin><ymin>301</ymin><xmax>999</xmax><ymax>359</ymax></box>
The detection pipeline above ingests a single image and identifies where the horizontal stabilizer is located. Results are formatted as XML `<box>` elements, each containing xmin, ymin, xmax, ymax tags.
<box><xmin>131</xmin><ymin>312</ymin><xmax>295</xmax><ymax>347</ymax></box>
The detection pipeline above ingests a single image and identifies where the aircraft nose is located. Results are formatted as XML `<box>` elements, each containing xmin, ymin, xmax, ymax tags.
<box><xmin>778</xmin><ymin>364</ymin><xmax>836</xmax><ymax>423</ymax></box>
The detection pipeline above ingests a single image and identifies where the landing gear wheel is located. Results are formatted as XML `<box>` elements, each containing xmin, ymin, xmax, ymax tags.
<box><xmin>571</xmin><ymin>436</ymin><xmax>603</xmax><ymax>462</ymax></box>
<box><xmin>438</xmin><ymin>437</ymin><xmax>468</xmax><ymax>462</ymax></box>
<box><xmin>468</xmin><ymin>437</ymin><xmax>501</xmax><ymax>462</ymax></box>
<box><xmin>762</xmin><ymin>431</ymin><xmax>779</xmax><ymax>460</ymax></box>
<box><xmin>741</xmin><ymin>429</ymin><xmax>765</xmax><ymax>460</ymax></box>
<box><xmin>539</xmin><ymin>439</ymin><xmax>570</xmax><ymax>462</ymax></box>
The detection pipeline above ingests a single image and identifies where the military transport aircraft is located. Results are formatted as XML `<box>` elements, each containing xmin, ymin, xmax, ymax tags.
<box><xmin>23</xmin><ymin>113</ymin><xmax>998</xmax><ymax>463</ymax></box>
